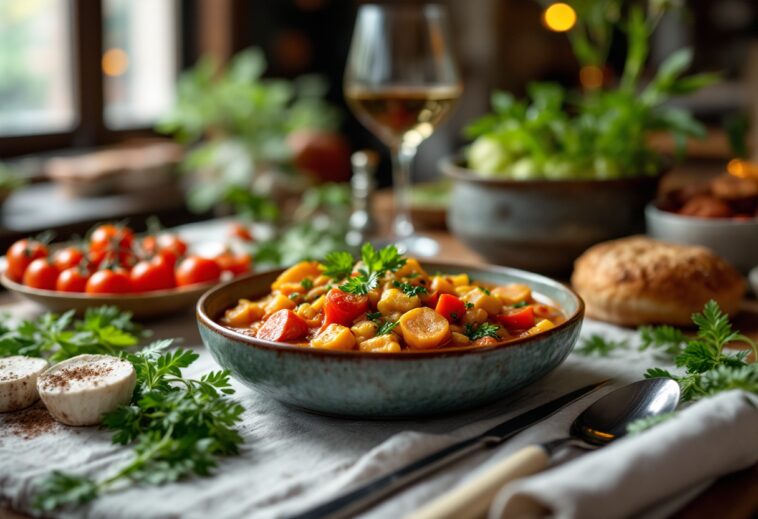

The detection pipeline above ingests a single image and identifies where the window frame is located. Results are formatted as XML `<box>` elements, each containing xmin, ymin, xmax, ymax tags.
<box><xmin>0</xmin><ymin>0</ymin><xmax>196</xmax><ymax>158</ymax></box>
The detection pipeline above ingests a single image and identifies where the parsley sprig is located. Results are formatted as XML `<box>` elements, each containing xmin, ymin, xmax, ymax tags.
<box><xmin>0</xmin><ymin>307</ymin><xmax>143</xmax><ymax>362</ymax></box>
<box><xmin>33</xmin><ymin>340</ymin><xmax>244</xmax><ymax>511</ymax></box>
<box><xmin>376</xmin><ymin>321</ymin><xmax>399</xmax><ymax>336</ymax></box>
<box><xmin>575</xmin><ymin>335</ymin><xmax>628</xmax><ymax>357</ymax></box>
<box><xmin>334</xmin><ymin>244</ymin><xmax>407</xmax><ymax>296</ymax></box>
<box><xmin>393</xmin><ymin>281</ymin><xmax>428</xmax><ymax>297</ymax></box>
<box><xmin>644</xmin><ymin>301</ymin><xmax>757</xmax><ymax>402</ymax></box>
<box><xmin>464</xmin><ymin>322</ymin><xmax>501</xmax><ymax>341</ymax></box>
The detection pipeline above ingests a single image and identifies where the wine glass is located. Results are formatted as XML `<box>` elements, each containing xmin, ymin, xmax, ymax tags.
<box><xmin>344</xmin><ymin>3</ymin><xmax>461</xmax><ymax>256</ymax></box>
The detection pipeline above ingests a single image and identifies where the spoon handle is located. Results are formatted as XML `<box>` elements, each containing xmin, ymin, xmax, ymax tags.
<box><xmin>406</xmin><ymin>445</ymin><xmax>550</xmax><ymax>519</ymax></box>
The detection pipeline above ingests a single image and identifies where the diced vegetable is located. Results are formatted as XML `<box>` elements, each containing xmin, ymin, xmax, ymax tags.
<box><xmin>358</xmin><ymin>334</ymin><xmax>401</xmax><ymax>353</ymax></box>
<box><xmin>224</xmin><ymin>300</ymin><xmax>265</xmax><ymax>327</ymax></box>
<box><xmin>497</xmin><ymin>306</ymin><xmax>535</xmax><ymax>330</ymax></box>
<box><xmin>491</xmin><ymin>284</ymin><xmax>532</xmax><ymax>305</ymax></box>
<box><xmin>526</xmin><ymin>319</ymin><xmax>556</xmax><ymax>336</ymax></box>
<box><xmin>257</xmin><ymin>309</ymin><xmax>308</xmax><ymax>342</ymax></box>
<box><xmin>398</xmin><ymin>307</ymin><xmax>450</xmax><ymax>350</ymax></box>
<box><xmin>324</xmin><ymin>288</ymin><xmax>368</xmax><ymax>326</ymax></box>
<box><xmin>312</xmin><ymin>323</ymin><xmax>356</xmax><ymax>350</ymax></box>
<box><xmin>394</xmin><ymin>258</ymin><xmax>427</xmax><ymax>279</ymax></box>
<box><xmin>265</xmin><ymin>294</ymin><xmax>296</xmax><ymax>315</ymax></box>
<box><xmin>351</xmin><ymin>320</ymin><xmax>378</xmax><ymax>341</ymax></box>
<box><xmin>448</xmin><ymin>273</ymin><xmax>469</xmax><ymax>287</ymax></box>
<box><xmin>377</xmin><ymin>288</ymin><xmax>420</xmax><ymax>315</ymax></box>
<box><xmin>272</xmin><ymin>261</ymin><xmax>322</xmax><ymax>290</ymax></box>
<box><xmin>430</xmin><ymin>276</ymin><xmax>456</xmax><ymax>295</ymax></box>
<box><xmin>462</xmin><ymin>289</ymin><xmax>502</xmax><ymax>315</ymax></box>
<box><xmin>435</xmin><ymin>294</ymin><xmax>466</xmax><ymax>323</ymax></box>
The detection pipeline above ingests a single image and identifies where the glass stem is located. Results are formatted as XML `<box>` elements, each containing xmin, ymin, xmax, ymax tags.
<box><xmin>391</xmin><ymin>144</ymin><xmax>417</xmax><ymax>239</ymax></box>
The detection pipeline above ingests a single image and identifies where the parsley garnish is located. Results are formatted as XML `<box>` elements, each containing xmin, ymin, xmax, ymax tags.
<box><xmin>0</xmin><ymin>307</ymin><xmax>143</xmax><ymax>362</ymax></box>
<box><xmin>300</xmin><ymin>278</ymin><xmax>314</xmax><ymax>290</ymax></box>
<box><xmin>575</xmin><ymin>334</ymin><xmax>628</xmax><ymax>357</ymax></box>
<box><xmin>643</xmin><ymin>301</ymin><xmax>758</xmax><ymax>402</ymax></box>
<box><xmin>393</xmin><ymin>281</ymin><xmax>428</xmax><ymax>297</ymax></box>
<box><xmin>464</xmin><ymin>302</ymin><xmax>474</xmax><ymax>310</ymax></box>
<box><xmin>320</xmin><ymin>251</ymin><xmax>354</xmax><ymax>280</ymax></box>
<box><xmin>33</xmin><ymin>340</ymin><xmax>244</xmax><ymax>511</ymax></box>
<box><xmin>513</xmin><ymin>301</ymin><xmax>528</xmax><ymax>308</ymax></box>
<box><xmin>288</xmin><ymin>293</ymin><xmax>301</xmax><ymax>301</ymax></box>
<box><xmin>338</xmin><ymin>244</ymin><xmax>407</xmax><ymax>296</ymax></box>
<box><xmin>464</xmin><ymin>322</ymin><xmax>501</xmax><ymax>341</ymax></box>
<box><xmin>366</xmin><ymin>312</ymin><xmax>382</xmax><ymax>322</ymax></box>
<box><xmin>477</xmin><ymin>286</ymin><xmax>491</xmax><ymax>295</ymax></box>
<box><xmin>376</xmin><ymin>321</ymin><xmax>399</xmax><ymax>336</ymax></box>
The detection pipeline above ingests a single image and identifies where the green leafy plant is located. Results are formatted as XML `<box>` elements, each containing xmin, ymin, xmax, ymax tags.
<box><xmin>466</xmin><ymin>2</ymin><xmax>719</xmax><ymax>180</ymax></box>
<box><xmin>332</xmin><ymin>243</ymin><xmax>407</xmax><ymax>296</ymax></box>
<box><xmin>0</xmin><ymin>307</ymin><xmax>143</xmax><ymax>362</ymax></box>
<box><xmin>158</xmin><ymin>47</ymin><xmax>340</xmax><ymax>214</ymax></box>
<box><xmin>575</xmin><ymin>334</ymin><xmax>628</xmax><ymax>357</ymax></box>
<box><xmin>33</xmin><ymin>341</ymin><xmax>244</xmax><ymax>511</ymax></box>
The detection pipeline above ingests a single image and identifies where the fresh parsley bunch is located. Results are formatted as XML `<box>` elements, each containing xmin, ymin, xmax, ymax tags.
<box><xmin>34</xmin><ymin>340</ymin><xmax>244</xmax><ymax>511</ymax></box>
<box><xmin>0</xmin><ymin>307</ymin><xmax>143</xmax><ymax>362</ymax></box>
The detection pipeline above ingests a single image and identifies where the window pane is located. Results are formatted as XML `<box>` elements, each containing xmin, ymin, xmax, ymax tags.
<box><xmin>0</xmin><ymin>0</ymin><xmax>76</xmax><ymax>136</ymax></box>
<box><xmin>103</xmin><ymin>0</ymin><xmax>178</xmax><ymax>129</ymax></box>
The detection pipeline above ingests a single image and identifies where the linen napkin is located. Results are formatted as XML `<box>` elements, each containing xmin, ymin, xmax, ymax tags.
<box><xmin>489</xmin><ymin>390</ymin><xmax>758</xmax><ymax>519</ymax></box>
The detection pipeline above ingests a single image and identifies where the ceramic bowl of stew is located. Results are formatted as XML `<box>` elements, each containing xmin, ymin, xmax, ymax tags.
<box><xmin>196</xmin><ymin>262</ymin><xmax>584</xmax><ymax>418</ymax></box>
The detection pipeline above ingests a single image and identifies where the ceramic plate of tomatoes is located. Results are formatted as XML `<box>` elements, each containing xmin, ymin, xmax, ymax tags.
<box><xmin>1</xmin><ymin>223</ymin><xmax>253</xmax><ymax>319</ymax></box>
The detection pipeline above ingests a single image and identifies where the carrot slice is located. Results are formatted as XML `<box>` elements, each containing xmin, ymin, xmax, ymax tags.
<box><xmin>257</xmin><ymin>309</ymin><xmax>308</xmax><ymax>342</ymax></box>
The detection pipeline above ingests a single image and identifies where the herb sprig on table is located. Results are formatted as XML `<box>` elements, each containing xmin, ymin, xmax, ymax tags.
<box><xmin>0</xmin><ymin>307</ymin><xmax>144</xmax><ymax>362</ymax></box>
<box><xmin>33</xmin><ymin>340</ymin><xmax>245</xmax><ymax>511</ymax></box>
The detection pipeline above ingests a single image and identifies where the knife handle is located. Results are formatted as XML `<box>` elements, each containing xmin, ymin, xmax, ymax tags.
<box><xmin>406</xmin><ymin>445</ymin><xmax>550</xmax><ymax>519</ymax></box>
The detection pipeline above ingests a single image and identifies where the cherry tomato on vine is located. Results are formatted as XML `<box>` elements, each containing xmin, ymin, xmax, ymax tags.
<box><xmin>89</xmin><ymin>224</ymin><xmax>135</xmax><ymax>266</ymax></box>
<box><xmin>228</xmin><ymin>222</ymin><xmax>254</xmax><ymax>242</ymax></box>
<box><xmin>215</xmin><ymin>251</ymin><xmax>252</xmax><ymax>277</ymax></box>
<box><xmin>56</xmin><ymin>267</ymin><xmax>90</xmax><ymax>293</ymax></box>
<box><xmin>6</xmin><ymin>239</ymin><xmax>48</xmax><ymax>282</ymax></box>
<box><xmin>141</xmin><ymin>233</ymin><xmax>188</xmax><ymax>265</ymax></box>
<box><xmin>130</xmin><ymin>256</ymin><xmax>176</xmax><ymax>292</ymax></box>
<box><xmin>52</xmin><ymin>246</ymin><xmax>85</xmax><ymax>271</ymax></box>
<box><xmin>22</xmin><ymin>258</ymin><xmax>59</xmax><ymax>290</ymax></box>
<box><xmin>175</xmin><ymin>256</ymin><xmax>221</xmax><ymax>287</ymax></box>
<box><xmin>85</xmin><ymin>269</ymin><xmax>132</xmax><ymax>294</ymax></box>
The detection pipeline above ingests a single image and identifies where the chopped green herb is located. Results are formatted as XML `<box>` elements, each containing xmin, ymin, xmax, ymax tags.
<box><xmin>288</xmin><ymin>293</ymin><xmax>301</xmax><ymax>301</ymax></box>
<box><xmin>406</xmin><ymin>273</ymin><xmax>420</xmax><ymax>279</ymax></box>
<box><xmin>339</xmin><ymin>271</ymin><xmax>380</xmax><ymax>296</ymax></box>
<box><xmin>392</xmin><ymin>281</ymin><xmax>428</xmax><ymax>297</ymax></box>
<box><xmin>300</xmin><ymin>278</ymin><xmax>314</xmax><ymax>290</ymax></box>
<box><xmin>513</xmin><ymin>301</ymin><xmax>528</xmax><ymax>308</ymax></box>
<box><xmin>376</xmin><ymin>321</ymin><xmax>399</xmax><ymax>336</ymax></box>
<box><xmin>477</xmin><ymin>286</ymin><xmax>491</xmax><ymax>295</ymax></box>
<box><xmin>320</xmin><ymin>251</ymin><xmax>354</xmax><ymax>280</ymax></box>
<box><xmin>338</xmin><ymin>244</ymin><xmax>407</xmax><ymax>296</ymax></box>
<box><xmin>464</xmin><ymin>302</ymin><xmax>474</xmax><ymax>310</ymax></box>
<box><xmin>366</xmin><ymin>311</ymin><xmax>382</xmax><ymax>322</ymax></box>
<box><xmin>464</xmin><ymin>322</ymin><xmax>500</xmax><ymax>341</ymax></box>
<box><xmin>575</xmin><ymin>335</ymin><xmax>628</xmax><ymax>357</ymax></box>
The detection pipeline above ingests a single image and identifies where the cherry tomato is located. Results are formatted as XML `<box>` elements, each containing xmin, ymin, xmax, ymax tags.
<box><xmin>22</xmin><ymin>258</ymin><xmax>59</xmax><ymax>290</ymax></box>
<box><xmin>435</xmin><ymin>293</ymin><xmax>466</xmax><ymax>323</ymax></box>
<box><xmin>175</xmin><ymin>256</ymin><xmax>221</xmax><ymax>287</ymax></box>
<box><xmin>323</xmin><ymin>288</ymin><xmax>368</xmax><ymax>326</ymax></box>
<box><xmin>228</xmin><ymin>222</ymin><xmax>254</xmax><ymax>242</ymax></box>
<box><xmin>497</xmin><ymin>306</ymin><xmax>535</xmax><ymax>330</ymax></box>
<box><xmin>89</xmin><ymin>224</ymin><xmax>135</xmax><ymax>266</ymax></box>
<box><xmin>6</xmin><ymin>239</ymin><xmax>48</xmax><ymax>282</ymax></box>
<box><xmin>257</xmin><ymin>309</ymin><xmax>308</xmax><ymax>342</ymax></box>
<box><xmin>52</xmin><ymin>246</ymin><xmax>85</xmax><ymax>271</ymax></box>
<box><xmin>56</xmin><ymin>267</ymin><xmax>90</xmax><ymax>293</ymax></box>
<box><xmin>142</xmin><ymin>233</ymin><xmax>188</xmax><ymax>264</ymax></box>
<box><xmin>215</xmin><ymin>251</ymin><xmax>252</xmax><ymax>277</ymax></box>
<box><xmin>130</xmin><ymin>257</ymin><xmax>176</xmax><ymax>292</ymax></box>
<box><xmin>86</xmin><ymin>269</ymin><xmax>132</xmax><ymax>294</ymax></box>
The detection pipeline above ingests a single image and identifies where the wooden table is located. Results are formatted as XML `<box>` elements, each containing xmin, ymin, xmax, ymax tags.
<box><xmin>1</xmin><ymin>224</ymin><xmax>757</xmax><ymax>519</ymax></box>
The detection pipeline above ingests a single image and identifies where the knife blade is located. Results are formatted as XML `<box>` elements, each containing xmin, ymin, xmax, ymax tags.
<box><xmin>289</xmin><ymin>380</ymin><xmax>609</xmax><ymax>519</ymax></box>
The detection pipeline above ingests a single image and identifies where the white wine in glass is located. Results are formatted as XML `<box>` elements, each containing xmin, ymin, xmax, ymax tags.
<box><xmin>344</xmin><ymin>4</ymin><xmax>461</xmax><ymax>256</ymax></box>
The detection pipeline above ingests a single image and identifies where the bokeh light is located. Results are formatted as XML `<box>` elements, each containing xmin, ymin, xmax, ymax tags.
<box><xmin>543</xmin><ymin>3</ymin><xmax>577</xmax><ymax>33</ymax></box>
<box><xmin>102</xmin><ymin>48</ymin><xmax>129</xmax><ymax>77</ymax></box>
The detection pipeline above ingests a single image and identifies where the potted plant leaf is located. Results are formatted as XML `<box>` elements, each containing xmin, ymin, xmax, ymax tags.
<box><xmin>442</xmin><ymin>1</ymin><xmax>720</xmax><ymax>273</ymax></box>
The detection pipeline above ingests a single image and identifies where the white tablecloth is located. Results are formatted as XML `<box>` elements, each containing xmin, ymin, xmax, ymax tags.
<box><xmin>0</xmin><ymin>298</ymin><xmax>751</xmax><ymax>519</ymax></box>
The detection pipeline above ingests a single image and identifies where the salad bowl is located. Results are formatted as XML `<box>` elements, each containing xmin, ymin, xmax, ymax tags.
<box><xmin>197</xmin><ymin>261</ymin><xmax>584</xmax><ymax>418</ymax></box>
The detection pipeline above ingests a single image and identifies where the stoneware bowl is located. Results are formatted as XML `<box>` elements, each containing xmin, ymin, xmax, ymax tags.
<box><xmin>441</xmin><ymin>156</ymin><xmax>660</xmax><ymax>274</ymax></box>
<box><xmin>646</xmin><ymin>203</ymin><xmax>758</xmax><ymax>273</ymax></box>
<box><xmin>197</xmin><ymin>262</ymin><xmax>584</xmax><ymax>418</ymax></box>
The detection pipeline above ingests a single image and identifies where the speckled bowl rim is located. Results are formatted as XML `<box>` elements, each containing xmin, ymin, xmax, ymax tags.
<box><xmin>440</xmin><ymin>155</ymin><xmax>664</xmax><ymax>188</ymax></box>
<box><xmin>645</xmin><ymin>203</ymin><xmax>758</xmax><ymax>226</ymax></box>
<box><xmin>196</xmin><ymin>261</ymin><xmax>585</xmax><ymax>359</ymax></box>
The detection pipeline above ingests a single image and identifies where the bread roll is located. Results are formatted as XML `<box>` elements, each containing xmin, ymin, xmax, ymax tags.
<box><xmin>572</xmin><ymin>236</ymin><xmax>745</xmax><ymax>326</ymax></box>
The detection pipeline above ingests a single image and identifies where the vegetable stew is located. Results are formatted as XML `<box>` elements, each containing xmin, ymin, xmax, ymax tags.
<box><xmin>220</xmin><ymin>245</ymin><xmax>564</xmax><ymax>352</ymax></box>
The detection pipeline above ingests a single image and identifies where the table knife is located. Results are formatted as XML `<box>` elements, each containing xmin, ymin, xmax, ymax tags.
<box><xmin>289</xmin><ymin>380</ymin><xmax>608</xmax><ymax>519</ymax></box>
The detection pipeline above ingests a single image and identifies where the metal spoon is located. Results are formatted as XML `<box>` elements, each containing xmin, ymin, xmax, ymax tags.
<box><xmin>408</xmin><ymin>378</ymin><xmax>681</xmax><ymax>519</ymax></box>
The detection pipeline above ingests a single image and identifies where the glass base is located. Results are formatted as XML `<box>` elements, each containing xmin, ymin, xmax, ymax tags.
<box><xmin>368</xmin><ymin>234</ymin><xmax>440</xmax><ymax>257</ymax></box>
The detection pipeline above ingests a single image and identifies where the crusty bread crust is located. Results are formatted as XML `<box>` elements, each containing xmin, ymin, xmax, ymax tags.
<box><xmin>571</xmin><ymin>236</ymin><xmax>745</xmax><ymax>326</ymax></box>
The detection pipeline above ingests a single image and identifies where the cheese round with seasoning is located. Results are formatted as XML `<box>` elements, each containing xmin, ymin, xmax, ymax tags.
<box><xmin>37</xmin><ymin>354</ymin><xmax>136</xmax><ymax>426</ymax></box>
<box><xmin>0</xmin><ymin>356</ymin><xmax>48</xmax><ymax>412</ymax></box>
